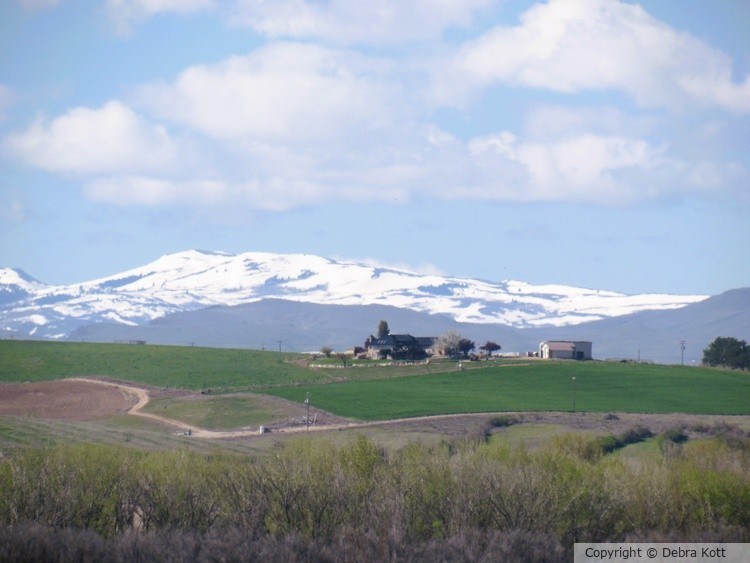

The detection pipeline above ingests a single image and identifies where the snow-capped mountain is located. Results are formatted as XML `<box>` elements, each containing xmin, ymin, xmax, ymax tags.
<box><xmin>0</xmin><ymin>249</ymin><xmax>708</xmax><ymax>339</ymax></box>
<box><xmin>0</xmin><ymin>268</ymin><xmax>46</xmax><ymax>305</ymax></box>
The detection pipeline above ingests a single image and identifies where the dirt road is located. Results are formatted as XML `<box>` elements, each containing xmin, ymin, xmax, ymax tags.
<box><xmin>68</xmin><ymin>378</ymin><xmax>364</xmax><ymax>438</ymax></box>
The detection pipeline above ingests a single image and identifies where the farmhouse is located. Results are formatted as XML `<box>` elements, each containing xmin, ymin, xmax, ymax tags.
<box><xmin>364</xmin><ymin>334</ymin><xmax>436</xmax><ymax>360</ymax></box>
<box><xmin>539</xmin><ymin>341</ymin><xmax>592</xmax><ymax>360</ymax></box>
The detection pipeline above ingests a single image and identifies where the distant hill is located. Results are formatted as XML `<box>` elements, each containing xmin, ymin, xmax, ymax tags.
<box><xmin>69</xmin><ymin>289</ymin><xmax>750</xmax><ymax>364</ymax></box>
<box><xmin>540</xmin><ymin>288</ymin><xmax>750</xmax><ymax>363</ymax></box>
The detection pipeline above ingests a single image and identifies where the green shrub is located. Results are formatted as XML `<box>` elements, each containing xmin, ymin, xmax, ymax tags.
<box><xmin>488</xmin><ymin>414</ymin><xmax>521</xmax><ymax>428</ymax></box>
<box><xmin>621</xmin><ymin>425</ymin><xmax>654</xmax><ymax>445</ymax></box>
<box><xmin>663</xmin><ymin>428</ymin><xmax>689</xmax><ymax>444</ymax></box>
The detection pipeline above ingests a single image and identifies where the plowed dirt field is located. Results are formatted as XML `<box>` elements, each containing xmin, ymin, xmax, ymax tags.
<box><xmin>0</xmin><ymin>380</ymin><xmax>137</xmax><ymax>421</ymax></box>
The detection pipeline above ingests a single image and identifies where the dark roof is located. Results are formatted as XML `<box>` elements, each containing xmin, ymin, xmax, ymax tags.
<box><xmin>369</xmin><ymin>334</ymin><xmax>436</xmax><ymax>347</ymax></box>
<box><xmin>370</xmin><ymin>334</ymin><xmax>419</xmax><ymax>348</ymax></box>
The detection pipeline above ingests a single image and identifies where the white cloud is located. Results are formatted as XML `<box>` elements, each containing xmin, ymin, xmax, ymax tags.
<box><xmin>230</xmin><ymin>0</ymin><xmax>491</xmax><ymax>45</ymax></box>
<box><xmin>107</xmin><ymin>0</ymin><xmax>214</xmax><ymax>17</ymax></box>
<box><xmin>5</xmin><ymin>1</ymin><xmax>745</xmax><ymax>213</ymax></box>
<box><xmin>442</xmin><ymin>0</ymin><xmax>750</xmax><ymax>113</ymax></box>
<box><xmin>137</xmin><ymin>42</ymin><xmax>402</xmax><ymax>143</ymax></box>
<box><xmin>461</xmin><ymin>129</ymin><xmax>675</xmax><ymax>204</ymax></box>
<box><xmin>517</xmin><ymin>134</ymin><xmax>663</xmax><ymax>200</ymax></box>
<box><xmin>84</xmin><ymin>176</ymin><xmax>227</xmax><ymax>206</ymax></box>
<box><xmin>106</xmin><ymin>0</ymin><xmax>215</xmax><ymax>33</ymax></box>
<box><xmin>4</xmin><ymin>101</ymin><xmax>177</xmax><ymax>174</ymax></box>
<box><xmin>82</xmin><ymin>173</ymin><xmax>376</xmax><ymax>212</ymax></box>
<box><xmin>522</xmin><ymin>105</ymin><xmax>659</xmax><ymax>140</ymax></box>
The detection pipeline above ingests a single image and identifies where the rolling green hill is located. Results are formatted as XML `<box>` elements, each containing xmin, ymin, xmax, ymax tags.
<box><xmin>0</xmin><ymin>340</ymin><xmax>319</xmax><ymax>391</ymax></box>
<box><xmin>2</xmin><ymin>340</ymin><xmax>748</xmax><ymax>419</ymax></box>
<box><xmin>260</xmin><ymin>361</ymin><xmax>750</xmax><ymax>420</ymax></box>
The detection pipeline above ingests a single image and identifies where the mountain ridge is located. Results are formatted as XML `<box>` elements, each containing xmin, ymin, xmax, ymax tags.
<box><xmin>0</xmin><ymin>249</ymin><xmax>711</xmax><ymax>340</ymax></box>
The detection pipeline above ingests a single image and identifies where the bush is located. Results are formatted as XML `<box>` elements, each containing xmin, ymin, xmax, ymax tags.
<box><xmin>488</xmin><ymin>414</ymin><xmax>521</xmax><ymax>428</ymax></box>
<box><xmin>663</xmin><ymin>428</ymin><xmax>689</xmax><ymax>444</ymax></box>
<box><xmin>592</xmin><ymin>426</ymin><xmax>654</xmax><ymax>456</ymax></box>
<box><xmin>621</xmin><ymin>425</ymin><xmax>654</xmax><ymax>445</ymax></box>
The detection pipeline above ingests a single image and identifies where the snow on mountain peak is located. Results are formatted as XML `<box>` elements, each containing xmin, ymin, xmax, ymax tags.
<box><xmin>0</xmin><ymin>250</ymin><xmax>709</xmax><ymax>339</ymax></box>
<box><xmin>0</xmin><ymin>267</ymin><xmax>45</xmax><ymax>288</ymax></box>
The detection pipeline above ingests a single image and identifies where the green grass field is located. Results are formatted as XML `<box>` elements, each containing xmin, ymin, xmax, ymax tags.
<box><xmin>0</xmin><ymin>340</ymin><xmax>321</xmax><ymax>391</ymax></box>
<box><xmin>260</xmin><ymin>361</ymin><xmax>750</xmax><ymax>420</ymax></box>
<box><xmin>142</xmin><ymin>394</ymin><xmax>289</xmax><ymax>430</ymax></box>
<box><xmin>2</xmin><ymin>340</ymin><xmax>749</xmax><ymax>422</ymax></box>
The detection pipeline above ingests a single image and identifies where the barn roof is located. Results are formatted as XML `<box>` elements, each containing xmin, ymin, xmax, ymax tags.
<box><xmin>545</xmin><ymin>341</ymin><xmax>576</xmax><ymax>351</ymax></box>
<box><xmin>369</xmin><ymin>334</ymin><xmax>436</xmax><ymax>349</ymax></box>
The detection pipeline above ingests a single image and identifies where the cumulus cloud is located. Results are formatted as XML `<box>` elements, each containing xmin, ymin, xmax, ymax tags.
<box><xmin>450</xmin><ymin>128</ymin><xmax>673</xmax><ymax>204</ymax></box>
<box><xmin>137</xmin><ymin>42</ymin><xmax>403</xmax><ymax>144</ymax></box>
<box><xmin>4</xmin><ymin>100</ymin><xmax>177</xmax><ymax>173</ymax></box>
<box><xmin>4</xmin><ymin>1</ymin><xmax>746</xmax><ymax>212</ymax></box>
<box><xmin>442</xmin><ymin>0</ymin><xmax>750</xmax><ymax>113</ymax></box>
<box><xmin>230</xmin><ymin>0</ymin><xmax>491</xmax><ymax>45</ymax></box>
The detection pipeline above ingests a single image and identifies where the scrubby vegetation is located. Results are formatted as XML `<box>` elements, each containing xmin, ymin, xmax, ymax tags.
<box><xmin>2</xmin><ymin>340</ymin><xmax>749</xmax><ymax>560</ymax></box>
<box><xmin>1</xmin><ymin>430</ymin><xmax>748</xmax><ymax>562</ymax></box>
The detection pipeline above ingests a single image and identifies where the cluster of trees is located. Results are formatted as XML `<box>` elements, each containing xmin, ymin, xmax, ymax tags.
<box><xmin>703</xmin><ymin>336</ymin><xmax>749</xmax><ymax>370</ymax></box>
<box><xmin>433</xmin><ymin>331</ymin><xmax>473</xmax><ymax>358</ymax></box>
<box><xmin>432</xmin><ymin>331</ymin><xmax>501</xmax><ymax>359</ymax></box>
<box><xmin>1</xmin><ymin>428</ymin><xmax>748</xmax><ymax>560</ymax></box>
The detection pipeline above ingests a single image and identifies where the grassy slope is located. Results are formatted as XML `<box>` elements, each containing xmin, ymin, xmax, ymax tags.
<box><xmin>0</xmin><ymin>414</ymin><xmax>274</xmax><ymax>455</ymax></box>
<box><xmin>142</xmin><ymin>395</ymin><xmax>288</xmax><ymax>430</ymax></box>
<box><xmin>260</xmin><ymin>361</ymin><xmax>750</xmax><ymax>420</ymax></box>
<box><xmin>2</xmin><ymin>341</ymin><xmax>749</xmax><ymax>422</ymax></box>
<box><xmin>0</xmin><ymin>340</ymin><xmax>319</xmax><ymax>391</ymax></box>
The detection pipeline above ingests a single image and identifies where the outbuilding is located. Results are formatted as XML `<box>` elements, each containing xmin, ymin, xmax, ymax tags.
<box><xmin>539</xmin><ymin>341</ymin><xmax>592</xmax><ymax>360</ymax></box>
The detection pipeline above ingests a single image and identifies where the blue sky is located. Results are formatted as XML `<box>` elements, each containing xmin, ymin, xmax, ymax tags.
<box><xmin>1</xmin><ymin>0</ymin><xmax>748</xmax><ymax>296</ymax></box>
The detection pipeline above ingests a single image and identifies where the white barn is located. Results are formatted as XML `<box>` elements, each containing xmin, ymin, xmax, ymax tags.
<box><xmin>539</xmin><ymin>341</ymin><xmax>592</xmax><ymax>360</ymax></box>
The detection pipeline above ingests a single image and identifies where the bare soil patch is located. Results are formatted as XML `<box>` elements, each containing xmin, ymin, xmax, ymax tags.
<box><xmin>0</xmin><ymin>380</ymin><xmax>137</xmax><ymax>421</ymax></box>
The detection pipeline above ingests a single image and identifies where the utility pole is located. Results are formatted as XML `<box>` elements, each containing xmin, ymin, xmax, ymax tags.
<box><xmin>680</xmin><ymin>340</ymin><xmax>686</xmax><ymax>366</ymax></box>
